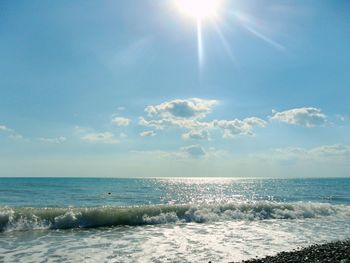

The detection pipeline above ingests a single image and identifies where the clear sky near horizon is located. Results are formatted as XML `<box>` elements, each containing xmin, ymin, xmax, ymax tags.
<box><xmin>0</xmin><ymin>0</ymin><xmax>350</xmax><ymax>177</ymax></box>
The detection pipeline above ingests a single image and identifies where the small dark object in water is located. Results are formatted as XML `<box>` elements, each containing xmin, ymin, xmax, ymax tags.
<box><xmin>108</xmin><ymin>192</ymin><xmax>111</xmax><ymax>195</ymax></box>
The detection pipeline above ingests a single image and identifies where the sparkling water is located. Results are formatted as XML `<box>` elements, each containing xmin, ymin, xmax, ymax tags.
<box><xmin>0</xmin><ymin>177</ymin><xmax>349</xmax><ymax>262</ymax></box>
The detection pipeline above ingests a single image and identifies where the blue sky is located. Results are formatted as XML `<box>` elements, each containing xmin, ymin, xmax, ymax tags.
<box><xmin>1</xmin><ymin>0</ymin><xmax>350</xmax><ymax>177</ymax></box>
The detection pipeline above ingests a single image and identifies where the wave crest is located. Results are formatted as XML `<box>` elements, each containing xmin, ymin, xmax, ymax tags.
<box><xmin>0</xmin><ymin>202</ymin><xmax>349</xmax><ymax>232</ymax></box>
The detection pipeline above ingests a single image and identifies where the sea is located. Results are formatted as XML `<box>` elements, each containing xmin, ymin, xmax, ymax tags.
<box><xmin>0</xmin><ymin>177</ymin><xmax>350</xmax><ymax>263</ymax></box>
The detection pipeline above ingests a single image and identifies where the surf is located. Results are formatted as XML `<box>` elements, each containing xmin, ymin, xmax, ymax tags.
<box><xmin>1</xmin><ymin>201</ymin><xmax>349</xmax><ymax>232</ymax></box>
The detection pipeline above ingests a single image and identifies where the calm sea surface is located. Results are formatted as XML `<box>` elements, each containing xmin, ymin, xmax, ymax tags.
<box><xmin>0</xmin><ymin>177</ymin><xmax>350</xmax><ymax>262</ymax></box>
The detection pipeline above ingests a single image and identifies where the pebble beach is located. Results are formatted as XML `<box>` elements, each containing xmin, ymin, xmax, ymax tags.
<box><xmin>235</xmin><ymin>240</ymin><xmax>350</xmax><ymax>263</ymax></box>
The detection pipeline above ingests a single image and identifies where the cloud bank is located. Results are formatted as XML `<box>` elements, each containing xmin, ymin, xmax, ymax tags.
<box><xmin>140</xmin><ymin>98</ymin><xmax>267</xmax><ymax>140</ymax></box>
<box><xmin>140</xmin><ymin>131</ymin><xmax>156</xmax><ymax>137</ymax></box>
<box><xmin>111</xmin><ymin>117</ymin><xmax>131</xmax><ymax>126</ymax></box>
<box><xmin>180</xmin><ymin>145</ymin><xmax>206</xmax><ymax>158</ymax></box>
<box><xmin>0</xmin><ymin>125</ymin><xmax>13</xmax><ymax>133</ymax></box>
<box><xmin>145</xmin><ymin>98</ymin><xmax>217</xmax><ymax>120</ymax></box>
<box><xmin>213</xmin><ymin>117</ymin><xmax>267</xmax><ymax>138</ymax></box>
<box><xmin>271</xmin><ymin>107</ymin><xmax>327</xmax><ymax>127</ymax></box>
<box><xmin>0</xmin><ymin>124</ymin><xmax>25</xmax><ymax>141</ymax></box>
<box><xmin>39</xmin><ymin>136</ymin><xmax>67</xmax><ymax>144</ymax></box>
<box><xmin>81</xmin><ymin>132</ymin><xmax>119</xmax><ymax>144</ymax></box>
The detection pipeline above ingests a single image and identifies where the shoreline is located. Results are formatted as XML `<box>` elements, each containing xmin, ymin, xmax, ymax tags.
<box><xmin>233</xmin><ymin>240</ymin><xmax>350</xmax><ymax>263</ymax></box>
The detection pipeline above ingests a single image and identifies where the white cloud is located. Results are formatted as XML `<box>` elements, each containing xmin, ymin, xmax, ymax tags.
<box><xmin>111</xmin><ymin>117</ymin><xmax>131</xmax><ymax>126</ymax></box>
<box><xmin>0</xmin><ymin>124</ymin><xmax>26</xmax><ymax>141</ymax></box>
<box><xmin>81</xmin><ymin>132</ymin><xmax>119</xmax><ymax>144</ymax></box>
<box><xmin>138</xmin><ymin>117</ymin><xmax>168</xmax><ymax>130</ymax></box>
<box><xmin>140</xmin><ymin>131</ymin><xmax>156</xmax><ymax>137</ymax></box>
<box><xmin>39</xmin><ymin>136</ymin><xmax>67</xmax><ymax>144</ymax></box>
<box><xmin>180</xmin><ymin>145</ymin><xmax>206</xmax><ymax>158</ymax></box>
<box><xmin>213</xmin><ymin>117</ymin><xmax>267</xmax><ymax>138</ymax></box>
<box><xmin>0</xmin><ymin>125</ymin><xmax>13</xmax><ymax>133</ymax></box>
<box><xmin>145</xmin><ymin>98</ymin><xmax>217</xmax><ymax>120</ymax></box>
<box><xmin>271</xmin><ymin>144</ymin><xmax>350</xmax><ymax>162</ymax></box>
<box><xmin>271</xmin><ymin>107</ymin><xmax>327</xmax><ymax>127</ymax></box>
<box><xmin>139</xmin><ymin>116</ymin><xmax>211</xmax><ymax>131</ymax></box>
<box><xmin>182</xmin><ymin>129</ymin><xmax>209</xmax><ymax>140</ymax></box>
<box><xmin>244</xmin><ymin>117</ymin><xmax>268</xmax><ymax>127</ymax></box>
<box><xmin>139</xmin><ymin>98</ymin><xmax>267</xmax><ymax>140</ymax></box>
<box><xmin>310</xmin><ymin>144</ymin><xmax>350</xmax><ymax>157</ymax></box>
<box><xmin>336</xmin><ymin>114</ymin><xmax>346</xmax><ymax>122</ymax></box>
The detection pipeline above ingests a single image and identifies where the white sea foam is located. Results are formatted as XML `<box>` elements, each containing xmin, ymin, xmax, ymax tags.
<box><xmin>2</xmin><ymin>216</ymin><xmax>350</xmax><ymax>263</ymax></box>
<box><xmin>1</xmin><ymin>202</ymin><xmax>349</xmax><ymax>232</ymax></box>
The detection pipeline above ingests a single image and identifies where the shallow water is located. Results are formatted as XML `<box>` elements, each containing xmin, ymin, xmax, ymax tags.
<box><xmin>1</xmin><ymin>177</ymin><xmax>350</xmax><ymax>262</ymax></box>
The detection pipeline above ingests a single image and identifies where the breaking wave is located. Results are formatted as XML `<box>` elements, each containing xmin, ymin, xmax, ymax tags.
<box><xmin>1</xmin><ymin>202</ymin><xmax>349</xmax><ymax>232</ymax></box>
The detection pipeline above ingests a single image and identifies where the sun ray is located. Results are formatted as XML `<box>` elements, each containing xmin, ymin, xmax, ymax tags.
<box><xmin>243</xmin><ymin>25</ymin><xmax>285</xmax><ymax>51</ymax></box>
<box><xmin>174</xmin><ymin>0</ymin><xmax>224</xmax><ymax>70</ymax></box>
<box><xmin>173</xmin><ymin>0</ymin><xmax>286</xmax><ymax>69</ymax></box>
<box><xmin>231</xmin><ymin>12</ymin><xmax>286</xmax><ymax>51</ymax></box>
<box><xmin>212</xmin><ymin>22</ymin><xmax>236</xmax><ymax>62</ymax></box>
<box><xmin>197</xmin><ymin>19</ymin><xmax>204</xmax><ymax>70</ymax></box>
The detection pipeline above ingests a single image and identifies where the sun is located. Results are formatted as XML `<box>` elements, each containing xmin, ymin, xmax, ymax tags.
<box><xmin>175</xmin><ymin>0</ymin><xmax>223</xmax><ymax>21</ymax></box>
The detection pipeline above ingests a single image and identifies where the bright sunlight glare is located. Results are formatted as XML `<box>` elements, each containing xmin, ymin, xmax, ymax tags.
<box><xmin>175</xmin><ymin>0</ymin><xmax>223</xmax><ymax>21</ymax></box>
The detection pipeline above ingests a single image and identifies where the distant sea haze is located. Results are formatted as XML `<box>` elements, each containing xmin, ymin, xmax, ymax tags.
<box><xmin>1</xmin><ymin>177</ymin><xmax>350</xmax><ymax>262</ymax></box>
